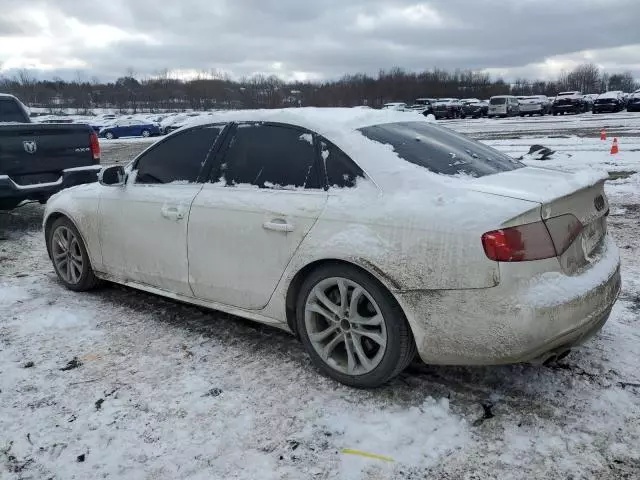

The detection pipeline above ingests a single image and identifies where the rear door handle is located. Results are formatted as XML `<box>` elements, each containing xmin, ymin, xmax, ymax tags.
<box><xmin>161</xmin><ymin>205</ymin><xmax>185</xmax><ymax>221</ymax></box>
<box><xmin>263</xmin><ymin>219</ymin><xmax>294</xmax><ymax>232</ymax></box>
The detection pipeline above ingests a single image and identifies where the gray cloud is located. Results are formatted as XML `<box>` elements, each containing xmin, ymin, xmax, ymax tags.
<box><xmin>1</xmin><ymin>0</ymin><xmax>639</xmax><ymax>81</ymax></box>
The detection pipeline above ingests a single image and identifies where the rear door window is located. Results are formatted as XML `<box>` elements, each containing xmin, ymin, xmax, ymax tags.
<box><xmin>0</xmin><ymin>98</ymin><xmax>28</xmax><ymax>123</ymax></box>
<box><xmin>215</xmin><ymin>123</ymin><xmax>321</xmax><ymax>190</ymax></box>
<box><xmin>359</xmin><ymin>122</ymin><xmax>523</xmax><ymax>178</ymax></box>
<box><xmin>134</xmin><ymin>125</ymin><xmax>224</xmax><ymax>184</ymax></box>
<box><xmin>318</xmin><ymin>139</ymin><xmax>364</xmax><ymax>188</ymax></box>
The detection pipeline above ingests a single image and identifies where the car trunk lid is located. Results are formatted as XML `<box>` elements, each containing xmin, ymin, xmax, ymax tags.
<box><xmin>464</xmin><ymin>166</ymin><xmax>609</xmax><ymax>273</ymax></box>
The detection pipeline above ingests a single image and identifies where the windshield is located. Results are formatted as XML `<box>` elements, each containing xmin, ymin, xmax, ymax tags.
<box><xmin>359</xmin><ymin>122</ymin><xmax>523</xmax><ymax>178</ymax></box>
<box><xmin>490</xmin><ymin>98</ymin><xmax>506</xmax><ymax>105</ymax></box>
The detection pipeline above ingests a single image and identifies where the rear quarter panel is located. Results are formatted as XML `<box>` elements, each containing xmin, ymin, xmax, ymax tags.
<box><xmin>263</xmin><ymin>181</ymin><xmax>543</xmax><ymax>321</ymax></box>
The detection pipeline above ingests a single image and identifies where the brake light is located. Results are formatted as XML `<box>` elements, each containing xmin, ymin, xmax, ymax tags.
<box><xmin>482</xmin><ymin>215</ymin><xmax>583</xmax><ymax>262</ymax></box>
<box><xmin>89</xmin><ymin>132</ymin><xmax>100</xmax><ymax>163</ymax></box>
<box><xmin>482</xmin><ymin>221</ymin><xmax>556</xmax><ymax>261</ymax></box>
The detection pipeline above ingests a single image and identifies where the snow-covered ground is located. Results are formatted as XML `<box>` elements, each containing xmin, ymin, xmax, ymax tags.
<box><xmin>2</xmin><ymin>113</ymin><xmax>640</xmax><ymax>479</ymax></box>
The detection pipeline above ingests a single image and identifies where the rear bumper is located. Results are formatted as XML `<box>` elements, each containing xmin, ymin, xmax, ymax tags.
<box><xmin>594</xmin><ymin>105</ymin><xmax>620</xmax><ymax>112</ymax></box>
<box><xmin>0</xmin><ymin>165</ymin><xmax>100</xmax><ymax>201</ymax></box>
<box><xmin>396</xmin><ymin>236</ymin><xmax>621</xmax><ymax>365</ymax></box>
<box><xmin>520</xmin><ymin>106</ymin><xmax>544</xmax><ymax>113</ymax></box>
<box><xmin>552</xmin><ymin>104</ymin><xmax>581</xmax><ymax>112</ymax></box>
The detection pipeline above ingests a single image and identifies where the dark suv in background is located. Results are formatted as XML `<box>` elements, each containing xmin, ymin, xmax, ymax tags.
<box><xmin>552</xmin><ymin>92</ymin><xmax>586</xmax><ymax>115</ymax></box>
<box><xmin>593</xmin><ymin>92</ymin><xmax>626</xmax><ymax>114</ymax></box>
<box><xmin>628</xmin><ymin>91</ymin><xmax>640</xmax><ymax>112</ymax></box>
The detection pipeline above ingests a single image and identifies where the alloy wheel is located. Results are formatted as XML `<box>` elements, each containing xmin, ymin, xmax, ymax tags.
<box><xmin>305</xmin><ymin>277</ymin><xmax>387</xmax><ymax>376</ymax></box>
<box><xmin>51</xmin><ymin>226</ymin><xmax>84</xmax><ymax>285</ymax></box>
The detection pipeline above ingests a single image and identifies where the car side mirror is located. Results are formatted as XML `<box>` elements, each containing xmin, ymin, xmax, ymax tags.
<box><xmin>99</xmin><ymin>165</ymin><xmax>126</xmax><ymax>186</ymax></box>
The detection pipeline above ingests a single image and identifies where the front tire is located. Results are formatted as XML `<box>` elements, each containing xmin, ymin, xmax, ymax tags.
<box><xmin>48</xmin><ymin>217</ymin><xmax>100</xmax><ymax>292</ymax></box>
<box><xmin>105</xmin><ymin>132</ymin><xmax>115</xmax><ymax>140</ymax></box>
<box><xmin>141</xmin><ymin>129</ymin><xmax>151</xmax><ymax>138</ymax></box>
<box><xmin>296</xmin><ymin>265</ymin><xmax>416</xmax><ymax>388</ymax></box>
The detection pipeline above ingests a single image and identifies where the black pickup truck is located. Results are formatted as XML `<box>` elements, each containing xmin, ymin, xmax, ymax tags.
<box><xmin>0</xmin><ymin>94</ymin><xmax>101</xmax><ymax>210</ymax></box>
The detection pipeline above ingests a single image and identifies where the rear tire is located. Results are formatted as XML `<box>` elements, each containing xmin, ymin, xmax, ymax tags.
<box><xmin>296</xmin><ymin>264</ymin><xmax>417</xmax><ymax>388</ymax></box>
<box><xmin>141</xmin><ymin>129</ymin><xmax>151</xmax><ymax>138</ymax></box>
<box><xmin>105</xmin><ymin>132</ymin><xmax>115</xmax><ymax>140</ymax></box>
<box><xmin>47</xmin><ymin>217</ymin><xmax>100</xmax><ymax>292</ymax></box>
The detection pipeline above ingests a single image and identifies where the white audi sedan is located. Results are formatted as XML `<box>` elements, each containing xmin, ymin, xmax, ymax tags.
<box><xmin>44</xmin><ymin>108</ymin><xmax>621</xmax><ymax>388</ymax></box>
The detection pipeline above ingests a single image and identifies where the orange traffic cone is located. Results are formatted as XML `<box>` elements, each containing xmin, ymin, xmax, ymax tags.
<box><xmin>600</xmin><ymin>129</ymin><xmax>607</xmax><ymax>141</ymax></box>
<box><xmin>610</xmin><ymin>138</ymin><xmax>619</xmax><ymax>155</ymax></box>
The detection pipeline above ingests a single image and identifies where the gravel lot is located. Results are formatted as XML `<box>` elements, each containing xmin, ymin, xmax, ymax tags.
<box><xmin>2</xmin><ymin>112</ymin><xmax>640</xmax><ymax>479</ymax></box>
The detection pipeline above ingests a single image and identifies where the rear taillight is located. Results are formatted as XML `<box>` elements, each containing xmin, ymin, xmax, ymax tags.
<box><xmin>482</xmin><ymin>221</ymin><xmax>556</xmax><ymax>262</ymax></box>
<box><xmin>90</xmin><ymin>132</ymin><xmax>100</xmax><ymax>163</ymax></box>
<box><xmin>481</xmin><ymin>215</ymin><xmax>583</xmax><ymax>262</ymax></box>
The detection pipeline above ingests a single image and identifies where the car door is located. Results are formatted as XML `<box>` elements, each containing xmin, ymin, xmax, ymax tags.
<box><xmin>98</xmin><ymin>124</ymin><xmax>227</xmax><ymax>295</ymax></box>
<box><xmin>116</xmin><ymin>122</ymin><xmax>129</xmax><ymax>137</ymax></box>
<box><xmin>187</xmin><ymin>122</ymin><xmax>328</xmax><ymax>309</ymax></box>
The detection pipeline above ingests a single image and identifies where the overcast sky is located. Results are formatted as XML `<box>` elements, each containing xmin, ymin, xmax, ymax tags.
<box><xmin>1</xmin><ymin>0</ymin><xmax>639</xmax><ymax>83</ymax></box>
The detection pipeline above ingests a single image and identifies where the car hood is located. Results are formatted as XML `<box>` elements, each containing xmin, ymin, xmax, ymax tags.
<box><xmin>462</xmin><ymin>166</ymin><xmax>608</xmax><ymax>204</ymax></box>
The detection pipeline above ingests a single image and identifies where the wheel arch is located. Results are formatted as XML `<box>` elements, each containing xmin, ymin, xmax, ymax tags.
<box><xmin>44</xmin><ymin>211</ymin><xmax>89</xmax><ymax>261</ymax></box>
<box><xmin>284</xmin><ymin>257</ymin><xmax>403</xmax><ymax>337</ymax></box>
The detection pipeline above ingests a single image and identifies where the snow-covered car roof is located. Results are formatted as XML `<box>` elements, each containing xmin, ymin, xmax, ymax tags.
<box><xmin>185</xmin><ymin>107</ymin><xmax>431</xmax><ymax>135</ymax></box>
<box><xmin>597</xmin><ymin>91</ymin><xmax>623</xmax><ymax>100</ymax></box>
<box><xmin>557</xmin><ymin>91</ymin><xmax>582</xmax><ymax>97</ymax></box>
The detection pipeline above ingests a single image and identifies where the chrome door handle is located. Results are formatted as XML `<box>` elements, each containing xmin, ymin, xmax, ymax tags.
<box><xmin>263</xmin><ymin>220</ymin><xmax>294</xmax><ymax>232</ymax></box>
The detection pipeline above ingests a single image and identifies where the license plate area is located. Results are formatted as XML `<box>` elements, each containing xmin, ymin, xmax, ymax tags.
<box><xmin>582</xmin><ymin>216</ymin><xmax>606</xmax><ymax>257</ymax></box>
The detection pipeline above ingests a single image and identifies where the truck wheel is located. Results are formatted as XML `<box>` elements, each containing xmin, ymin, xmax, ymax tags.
<box><xmin>296</xmin><ymin>264</ymin><xmax>417</xmax><ymax>388</ymax></box>
<box><xmin>48</xmin><ymin>217</ymin><xmax>100</xmax><ymax>292</ymax></box>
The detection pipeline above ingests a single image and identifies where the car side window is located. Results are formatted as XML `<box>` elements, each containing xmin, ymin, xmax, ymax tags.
<box><xmin>318</xmin><ymin>139</ymin><xmax>364</xmax><ymax>189</ymax></box>
<box><xmin>215</xmin><ymin>123</ymin><xmax>321</xmax><ymax>190</ymax></box>
<box><xmin>134</xmin><ymin>125</ymin><xmax>224</xmax><ymax>184</ymax></box>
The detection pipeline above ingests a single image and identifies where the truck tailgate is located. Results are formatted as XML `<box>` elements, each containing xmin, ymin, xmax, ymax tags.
<box><xmin>0</xmin><ymin>123</ymin><xmax>97</xmax><ymax>185</ymax></box>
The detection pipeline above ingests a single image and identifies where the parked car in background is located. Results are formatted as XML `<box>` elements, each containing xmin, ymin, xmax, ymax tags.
<box><xmin>382</xmin><ymin>102</ymin><xmax>408</xmax><ymax>111</ymax></box>
<box><xmin>461</xmin><ymin>99</ymin><xmax>488</xmax><ymax>118</ymax></box>
<box><xmin>406</xmin><ymin>98</ymin><xmax>434</xmax><ymax>116</ymax></box>
<box><xmin>627</xmin><ymin>91</ymin><xmax>640</xmax><ymax>112</ymax></box>
<box><xmin>584</xmin><ymin>94</ymin><xmax>599</xmax><ymax>106</ymax></box>
<box><xmin>99</xmin><ymin>119</ymin><xmax>161</xmax><ymax>139</ymax></box>
<box><xmin>520</xmin><ymin>95</ymin><xmax>551</xmax><ymax>116</ymax></box>
<box><xmin>488</xmin><ymin>96</ymin><xmax>520</xmax><ymax>118</ymax></box>
<box><xmin>433</xmin><ymin>98</ymin><xmax>462</xmax><ymax>119</ymax></box>
<box><xmin>593</xmin><ymin>91</ymin><xmax>626</xmax><ymax>114</ymax></box>
<box><xmin>552</xmin><ymin>92</ymin><xmax>586</xmax><ymax>115</ymax></box>
<box><xmin>160</xmin><ymin>113</ymin><xmax>203</xmax><ymax>134</ymax></box>
<box><xmin>43</xmin><ymin>108</ymin><xmax>620</xmax><ymax>388</ymax></box>
<box><xmin>0</xmin><ymin>93</ymin><xmax>101</xmax><ymax>211</ymax></box>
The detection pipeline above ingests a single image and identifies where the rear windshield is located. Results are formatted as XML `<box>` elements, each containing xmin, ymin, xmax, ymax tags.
<box><xmin>359</xmin><ymin>122</ymin><xmax>523</xmax><ymax>178</ymax></box>
<box><xmin>0</xmin><ymin>98</ymin><xmax>29</xmax><ymax>123</ymax></box>
<box><xmin>490</xmin><ymin>98</ymin><xmax>506</xmax><ymax>105</ymax></box>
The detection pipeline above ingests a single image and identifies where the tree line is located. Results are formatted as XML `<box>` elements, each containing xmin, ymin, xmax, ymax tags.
<box><xmin>1</xmin><ymin>63</ymin><xmax>638</xmax><ymax>114</ymax></box>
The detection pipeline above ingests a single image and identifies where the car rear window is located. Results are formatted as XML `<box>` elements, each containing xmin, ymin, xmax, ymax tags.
<box><xmin>358</xmin><ymin>122</ymin><xmax>523</xmax><ymax>178</ymax></box>
<box><xmin>490</xmin><ymin>98</ymin><xmax>506</xmax><ymax>105</ymax></box>
<box><xmin>0</xmin><ymin>98</ymin><xmax>29</xmax><ymax>123</ymax></box>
